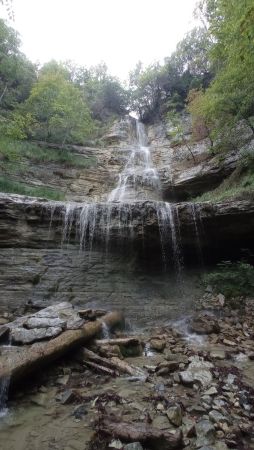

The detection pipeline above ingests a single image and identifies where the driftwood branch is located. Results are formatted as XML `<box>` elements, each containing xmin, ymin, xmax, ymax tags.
<box><xmin>99</xmin><ymin>417</ymin><xmax>184</xmax><ymax>450</ymax></box>
<box><xmin>81</xmin><ymin>348</ymin><xmax>139</xmax><ymax>376</ymax></box>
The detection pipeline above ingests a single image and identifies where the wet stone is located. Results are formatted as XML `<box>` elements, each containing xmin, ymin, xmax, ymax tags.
<box><xmin>24</xmin><ymin>317</ymin><xmax>66</xmax><ymax>329</ymax></box>
<box><xmin>109</xmin><ymin>440</ymin><xmax>123</xmax><ymax>449</ymax></box>
<box><xmin>0</xmin><ymin>318</ymin><xmax>8</xmax><ymax>325</ymax></box>
<box><xmin>149</xmin><ymin>338</ymin><xmax>166</xmax><ymax>352</ymax></box>
<box><xmin>204</xmin><ymin>387</ymin><xmax>218</xmax><ymax>396</ymax></box>
<box><xmin>59</xmin><ymin>389</ymin><xmax>77</xmax><ymax>405</ymax></box>
<box><xmin>10</xmin><ymin>326</ymin><xmax>63</xmax><ymax>344</ymax></box>
<box><xmin>153</xmin><ymin>414</ymin><xmax>172</xmax><ymax>430</ymax></box>
<box><xmin>0</xmin><ymin>325</ymin><xmax>9</xmax><ymax>341</ymax></box>
<box><xmin>30</xmin><ymin>392</ymin><xmax>48</xmax><ymax>407</ymax></box>
<box><xmin>123</xmin><ymin>443</ymin><xmax>143</xmax><ymax>450</ymax></box>
<box><xmin>166</xmin><ymin>404</ymin><xmax>182</xmax><ymax>426</ymax></box>
<box><xmin>180</xmin><ymin>356</ymin><xmax>213</xmax><ymax>388</ymax></box>
<box><xmin>182</xmin><ymin>417</ymin><xmax>197</xmax><ymax>438</ymax></box>
<box><xmin>189</xmin><ymin>315</ymin><xmax>220</xmax><ymax>335</ymax></box>
<box><xmin>209</xmin><ymin>350</ymin><xmax>226</xmax><ymax>360</ymax></box>
<box><xmin>72</xmin><ymin>404</ymin><xmax>88</xmax><ymax>419</ymax></box>
<box><xmin>195</xmin><ymin>419</ymin><xmax>216</xmax><ymax>447</ymax></box>
<box><xmin>209</xmin><ymin>410</ymin><xmax>230</xmax><ymax>424</ymax></box>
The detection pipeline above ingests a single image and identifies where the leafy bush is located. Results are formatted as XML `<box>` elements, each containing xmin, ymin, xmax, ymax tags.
<box><xmin>203</xmin><ymin>261</ymin><xmax>254</xmax><ymax>298</ymax></box>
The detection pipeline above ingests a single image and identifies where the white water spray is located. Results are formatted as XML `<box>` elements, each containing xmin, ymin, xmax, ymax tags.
<box><xmin>108</xmin><ymin>120</ymin><xmax>160</xmax><ymax>202</ymax></box>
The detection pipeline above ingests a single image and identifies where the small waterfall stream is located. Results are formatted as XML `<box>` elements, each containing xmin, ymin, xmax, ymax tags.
<box><xmin>58</xmin><ymin>117</ymin><xmax>183</xmax><ymax>272</ymax></box>
<box><xmin>108</xmin><ymin>120</ymin><xmax>160</xmax><ymax>202</ymax></box>
<box><xmin>0</xmin><ymin>376</ymin><xmax>10</xmax><ymax>418</ymax></box>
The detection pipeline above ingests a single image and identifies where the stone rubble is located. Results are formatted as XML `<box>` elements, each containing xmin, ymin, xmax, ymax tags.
<box><xmin>0</xmin><ymin>293</ymin><xmax>254</xmax><ymax>450</ymax></box>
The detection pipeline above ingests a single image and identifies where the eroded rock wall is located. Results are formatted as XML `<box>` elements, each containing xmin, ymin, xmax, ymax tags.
<box><xmin>1</xmin><ymin>116</ymin><xmax>243</xmax><ymax>203</ymax></box>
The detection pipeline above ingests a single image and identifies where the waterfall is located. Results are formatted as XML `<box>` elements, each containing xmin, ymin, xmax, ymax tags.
<box><xmin>190</xmin><ymin>203</ymin><xmax>204</xmax><ymax>267</ymax></box>
<box><xmin>108</xmin><ymin>120</ymin><xmax>160</xmax><ymax>202</ymax></box>
<box><xmin>58</xmin><ymin>117</ymin><xmax>183</xmax><ymax>275</ymax></box>
<box><xmin>101</xmin><ymin>321</ymin><xmax>110</xmax><ymax>339</ymax></box>
<box><xmin>0</xmin><ymin>376</ymin><xmax>10</xmax><ymax>418</ymax></box>
<box><xmin>156</xmin><ymin>202</ymin><xmax>183</xmax><ymax>277</ymax></box>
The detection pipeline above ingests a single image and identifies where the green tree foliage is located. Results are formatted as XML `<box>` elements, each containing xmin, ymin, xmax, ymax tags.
<box><xmin>167</xmin><ymin>111</ymin><xmax>196</xmax><ymax>161</ymax></box>
<box><xmin>188</xmin><ymin>0</ymin><xmax>254</xmax><ymax>149</ymax></box>
<box><xmin>0</xmin><ymin>19</ymin><xmax>36</xmax><ymax>113</ymax></box>
<box><xmin>24</xmin><ymin>66</ymin><xmax>94</xmax><ymax>144</ymax></box>
<box><xmin>129</xmin><ymin>27</ymin><xmax>212</xmax><ymax>122</ymax></box>
<box><xmin>80</xmin><ymin>63</ymin><xmax>128</xmax><ymax>122</ymax></box>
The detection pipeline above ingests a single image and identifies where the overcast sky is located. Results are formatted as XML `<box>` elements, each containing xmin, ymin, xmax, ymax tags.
<box><xmin>1</xmin><ymin>0</ymin><xmax>198</xmax><ymax>80</ymax></box>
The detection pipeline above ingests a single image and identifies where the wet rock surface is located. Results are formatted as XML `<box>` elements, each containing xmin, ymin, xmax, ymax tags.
<box><xmin>0</xmin><ymin>294</ymin><xmax>254</xmax><ymax>450</ymax></box>
<box><xmin>1</xmin><ymin>194</ymin><xmax>254</xmax><ymax>256</ymax></box>
<box><xmin>0</xmin><ymin>116</ymin><xmax>242</xmax><ymax>204</ymax></box>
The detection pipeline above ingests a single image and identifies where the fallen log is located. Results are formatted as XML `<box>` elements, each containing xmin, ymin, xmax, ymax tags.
<box><xmin>99</xmin><ymin>418</ymin><xmax>183</xmax><ymax>450</ymax></box>
<box><xmin>110</xmin><ymin>356</ymin><xmax>141</xmax><ymax>376</ymax></box>
<box><xmin>83</xmin><ymin>360</ymin><xmax>118</xmax><ymax>377</ymax></box>
<box><xmin>95</xmin><ymin>337</ymin><xmax>143</xmax><ymax>357</ymax></box>
<box><xmin>81</xmin><ymin>348</ymin><xmax>139</xmax><ymax>376</ymax></box>
<box><xmin>0</xmin><ymin>311</ymin><xmax>123</xmax><ymax>386</ymax></box>
<box><xmin>95</xmin><ymin>337</ymin><xmax>141</xmax><ymax>346</ymax></box>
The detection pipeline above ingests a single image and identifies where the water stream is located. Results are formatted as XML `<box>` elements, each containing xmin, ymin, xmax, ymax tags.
<box><xmin>108</xmin><ymin>120</ymin><xmax>160</xmax><ymax>202</ymax></box>
<box><xmin>59</xmin><ymin>118</ymin><xmax>183</xmax><ymax>273</ymax></box>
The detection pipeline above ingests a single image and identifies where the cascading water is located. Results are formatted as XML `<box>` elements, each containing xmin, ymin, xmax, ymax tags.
<box><xmin>0</xmin><ymin>376</ymin><xmax>10</xmax><ymax>418</ymax></box>
<box><xmin>156</xmin><ymin>202</ymin><xmax>183</xmax><ymax>277</ymax></box>
<box><xmin>108</xmin><ymin>120</ymin><xmax>160</xmax><ymax>202</ymax></box>
<box><xmin>59</xmin><ymin>117</ymin><xmax>183</xmax><ymax>273</ymax></box>
<box><xmin>190</xmin><ymin>203</ymin><xmax>204</xmax><ymax>267</ymax></box>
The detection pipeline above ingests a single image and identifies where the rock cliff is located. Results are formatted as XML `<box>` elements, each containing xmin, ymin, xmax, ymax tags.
<box><xmin>1</xmin><ymin>116</ymin><xmax>246</xmax><ymax>203</ymax></box>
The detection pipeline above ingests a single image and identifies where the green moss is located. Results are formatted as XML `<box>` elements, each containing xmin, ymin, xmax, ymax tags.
<box><xmin>0</xmin><ymin>176</ymin><xmax>64</xmax><ymax>200</ymax></box>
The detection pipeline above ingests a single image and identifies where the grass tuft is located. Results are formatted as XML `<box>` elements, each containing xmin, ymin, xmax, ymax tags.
<box><xmin>0</xmin><ymin>176</ymin><xmax>64</xmax><ymax>200</ymax></box>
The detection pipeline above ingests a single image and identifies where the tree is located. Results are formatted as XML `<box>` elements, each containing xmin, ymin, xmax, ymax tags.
<box><xmin>187</xmin><ymin>88</ymin><xmax>215</xmax><ymax>149</ymax></box>
<box><xmin>81</xmin><ymin>63</ymin><xmax>128</xmax><ymax>121</ymax></box>
<box><xmin>128</xmin><ymin>27</ymin><xmax>213</xmax><ymax>122</ymax></box>
<box><xmin>0</xmin><ymin>0</ymin><xmax>14</xmax><ymax>20</ymax></box>
<box><xmin>25</xmin><ymin>70</ymin><xmax>94</xmax><ymax>144</ymax></box>
<box><xmin>171</xmin><ymin>27</ymin><xmax>213</xmax><ymax>80</ymax></box>
<box><xmin>167</xmin><ymin>111</ymin><xmax>196</xmax><ymax>162</ymax></box>
<box><xmin>0</xmin><ymin>19</ymin><xmax>36</xmax><ymax>113</ymax></box>
<box><xmin>187</xmin><ymin>0</ymin><xmax>254</xmax><ymax>151</ymax></box>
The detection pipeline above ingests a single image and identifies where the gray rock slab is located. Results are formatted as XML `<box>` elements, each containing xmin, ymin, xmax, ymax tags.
<box><xmin>11</xmin><ymin>326</ymin><xmax>62</xmax><ymax>344</ymax></box>
<box><xmin>24</xmin><ymin>317</ymin><xmax>66</xmax><ymax>329</ymax></box>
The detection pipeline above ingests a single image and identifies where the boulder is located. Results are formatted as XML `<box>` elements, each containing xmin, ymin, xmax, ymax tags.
<box><xmin>189</xmin><ymin>315</ymin><xmax>220</xmax><ymax>335</ymax></box>
<box><xmin>180</xmin><ymin>356</ymin><xmax>213</xmax><ymax>388</ymax></box>
<box><xmin>149</xmin><ymin>338</ymin><xmax>166</xmax><ymax>352</ymax></box>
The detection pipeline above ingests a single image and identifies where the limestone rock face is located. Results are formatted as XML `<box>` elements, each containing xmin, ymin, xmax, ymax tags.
<box><xmin>0</xmin><ymin>116</ymin><xmax>252</xmax><ymax>204</ymax></box>
<box><xmin>146</xmin><ymin>118</ymin><xmax>252</xmax><ymax>201</ymax></box>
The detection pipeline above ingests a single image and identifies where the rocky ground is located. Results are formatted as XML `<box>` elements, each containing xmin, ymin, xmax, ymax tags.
<box><xmin>0</xmin><ymin>293</ymin><xmax>254</xmax><ymax>450</ymax></box>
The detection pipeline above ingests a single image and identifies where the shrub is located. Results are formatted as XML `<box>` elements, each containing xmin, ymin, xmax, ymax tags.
<box><xmin>203</xmin><ymin>261</ymin><xmax>254</xmax><ymax>298</ymax></box>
